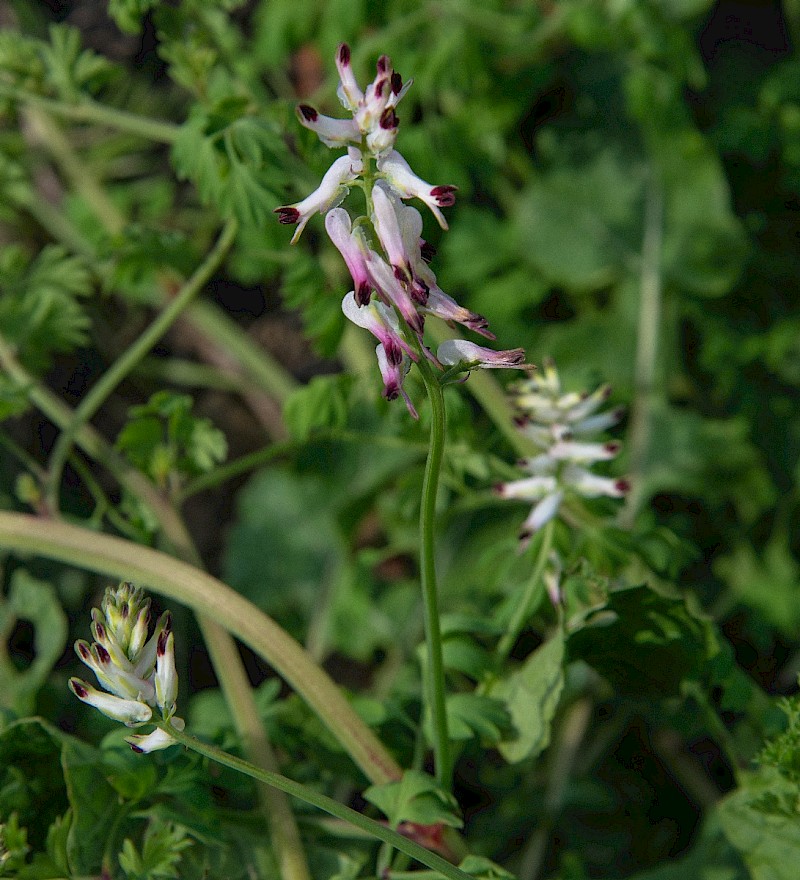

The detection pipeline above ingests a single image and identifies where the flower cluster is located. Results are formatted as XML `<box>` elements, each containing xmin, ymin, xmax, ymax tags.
<box><xmin>276</xmin><ymin>44</ymin><xmax>526</xmax><ymax>415</ymax></box>
<box><xmin>496</xmin><ymin>359</ymin><xmax>629</xmax><ymax>544</ymax></box>
<box><xmin>69</xmin><ymin>582</ymin><xmax>183</xmax><ymax>753</ymax></box>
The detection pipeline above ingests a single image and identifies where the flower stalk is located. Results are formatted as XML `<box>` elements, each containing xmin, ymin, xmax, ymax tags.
<box><xmin>157</xmin><ymin>721</ymin><xmax>472</xmax><ymax>880</ymax></box>
<box><xmin>416</xmin><ymin>359</ymin><xmax>451</xmax><ymax>789</ymax></box>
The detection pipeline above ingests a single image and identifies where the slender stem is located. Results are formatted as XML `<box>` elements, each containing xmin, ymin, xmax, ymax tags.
<box><xmin>44</xmin><ymin>218</ymin><xmax>239</xmax><ymax>512</ymax></box>
<box><xmin>197</xmin><ymin>618</ymin><xmax>311</xmax><ymax>880</ymax></box>
<box><xmin>0</xmin><ymin>83</ymin><xmax>180</xmax><ymax>143</ymax></box>
<box><xmin>159</xmin><ymin>722</ymin><xmax>469</xmax><ymax>880</ymax></box>
<box><xmin>494</xmin><ymin>519</ymin><xmax>555</xmax><ymax>664</ymax></box>
<box><xmin>24</xmin><ymin>108</ymin><xmax>126</xmax><ymax>234</ymax></box>
<box><xmin>621</xmin><ymin>176</ymin><xmax>663</xmax><ymax>527</ymax></box>
<box><xmin>416</xmin><ymin>359</ymin><xmax>451</xmax><ymax>789</ymax></box>
<box><xmin>0</xmin><ymin>512</ymin><xmax>402</xmax><ymax>785</ymax></box>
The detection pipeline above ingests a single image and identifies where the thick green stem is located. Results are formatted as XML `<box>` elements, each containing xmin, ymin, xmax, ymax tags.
<box><xmin>494</xmin><ymin>519</ymin><xmax>555</xmax><ymax>664</ymax></box>
<box><xmin>44</xmin><ymin>218</ymin><xmax>239</xmax><ymax>512</ymax></box>
<box><xmin>0</xmin><ymin>512</ymin><xmax>402</xmax><ymax>785</ymax></box>
<box><xmin>159</xmin><ymin>722</ymin><xmax>470</xmax><ymax>880</ymax></box>
<box><xmin>416</xmin><ymin>360</ymin><xmax>452</xmax><ymax>789</ymax></box>
<box><xmin>0</xmin><ymin>83</ymin><xmax>180</xmax><ymax>143</ymax></box>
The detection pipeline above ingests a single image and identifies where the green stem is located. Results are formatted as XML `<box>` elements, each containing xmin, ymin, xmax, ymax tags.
<box><xmin>159</xmin><ymin>722</ymin><xmax>470</xmax><ymax>880</ymax></box>
<box><xmin>0</xmin><ymin>83</ymin><xmax>180</xmax><ymax>143</ymax></box>
<box><xmin>0</xmin><ymin>512</ymin><xmax>402</xmax><ymax>786</ymax></box>
<box><xmin>416</xmin><ymin>359</ymin><xmax>452</xmax><ymax>789</ymax></box>
<box><xmin>621</xmin><ymin>175</ymin><xmax>663</xmax><ymax>527</ymax></box>
<box><xmin>197</xmin><ymin>618</ymin><xmax>311</xmax><ymax>880</ymax></box>
<box><xmin>44</xmin><ymin>218</ymin><xmax>239</xmax><ymax>512</ymax></box>
<box><xmin>494</xmin><ymin>519</ymin><xmax>555</xmax><ymax>664</ymax></box>
<box><xmin>24</xmin><ymin>108</ymin><xmax>126</xmax><ymax>234</ymax></box>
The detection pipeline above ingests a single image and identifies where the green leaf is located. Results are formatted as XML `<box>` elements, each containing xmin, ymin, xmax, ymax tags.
<box><xmin>0</xmin><ymin>570</ymin><xmax>68</xmax><ymax>715</ymax></box>
<box><xmin>283</xmin><ymin>374</ymin><xmax>354</xmax><ymax>442</ymax></box>
<box><xmin>107</xmin><ymin>0</ymin><xmax>160</xmax><ymax>35</ymax></box>
<box><xmin>0</xmin><ymin>814</ymin><xmax>30</xmax><ymax>877</ymax></box>
<box><xmin>116</xmin><ymin>391</ymin><xmax>227</xmax><ymax>488</ymax></box>
<box><xmin>567</xmin><ymin>582</ymin><xmax>718</xmax><ymax>697</ymax></box>
<box><xmin>718</xmin><ymin>769</ymin><xmax>800</xmax><ymax>880</ymax></box>
<box><xmin>118</xmin><ymin>823</ymin><xmax>193</xmax><ymax>880</ymax></box>
<box><xmin>445</xmin><ymin>693</ymin><xmax>512</xmax><ymax>744</ymax></box>
<box><xmin>458</xmin><ymin>855</ymin><xmax>518</xmax><ymax>880</ymax></box>
<box><xmin>714</xmin><ymin>533</ymin><xmax>800</xmax><ymax>636</ymax></box>
<box><xmin>0</xmin><ymin>245</ymin><xmax>92</xmax><ymax>374</ymax></box>
<box><xmin>514</xmin><ymin>148</ymin><xmax>643</xmax><ymax>292</ymax></box>
<box><xmin>40</xmin><ymin>25</ymin><xmax>113</xmax><ymax>99</ymax></box>
<box><xmin>171</xmin><ymin>104</ymin><xmax>284</xmax><ymax>227</ymax></box>
<box><xmin>364</xmin><ymin>769</ymin><xmax>463</xmax><ymax>829</ymax></box>
<box><xmin>62</xmin><ymin>734</ymin><xmax>125</xmax><ymax>874</ymax></box>
<box><xmin>493</xmin><ymin>629</ymin><xmax>565</xmax><ymax>763</ymax></box>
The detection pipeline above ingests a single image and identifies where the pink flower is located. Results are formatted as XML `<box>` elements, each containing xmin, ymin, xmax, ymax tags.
<box><xmin>437</xmin><ymin>339</ymin><xmax>528</xmax><ymax>370</ymax></box>
<box><xmin>376</xmin><ymin>343</ymin><xmax>418</xmax><ymax>419</ymax></box>
<box><xmin>326</xmin><ymin>209</ymin><xmax>372</xmax><ymax>305</ymax></box>
<box><xmin>341</xmin><ymin>292</ymin><xmax>418</xmax><ymax>365</ymax></box>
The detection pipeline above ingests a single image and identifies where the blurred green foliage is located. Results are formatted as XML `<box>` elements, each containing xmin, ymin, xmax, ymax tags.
<box><xmin>1</xmin><ymin>0</ymin><xmax>799</xmax><ymax>878</ymax></box>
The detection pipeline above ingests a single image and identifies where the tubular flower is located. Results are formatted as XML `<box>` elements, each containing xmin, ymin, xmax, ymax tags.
<box><xmin>70</xmin><ymin>582</ymin><xmax>184</xmax><ymax>753</ymax></box>
<box><xmin>495</xmin><ymin>359</ymin><xmax>629</xmax><ymax>544</ymax></box>
<box><xmin>276</xmin><ymin>43</ymin><xmax>527</xmax><ymax>415</ymax></box>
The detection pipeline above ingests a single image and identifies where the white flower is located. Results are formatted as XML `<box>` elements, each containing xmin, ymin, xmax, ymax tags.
<box><xmin>496</xmin><ymin>360</ymin><xmax>629</xmax><ymax>541</ymax></box>
<box><xmin>70</xmin><ymin>583</ymin><xmax>182</xmax><ymax>752</ymax></box>
<box><xmin>274</xmin><ymin>154</ymin><xmax>361</xmax><ymax>244</ymax></box>
<box><xmin>377</xmin><ymin>150</ymin><xmax>457</xmax><ymax>229</ymax></box>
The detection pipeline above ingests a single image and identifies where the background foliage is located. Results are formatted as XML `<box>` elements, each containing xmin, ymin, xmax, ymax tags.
<box><xmin>1</xmin><ymin>1</ymin><xmax>799</xmax><ymax>878</ymax></box>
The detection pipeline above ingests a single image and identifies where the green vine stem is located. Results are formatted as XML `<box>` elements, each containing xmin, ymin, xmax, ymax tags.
<box><xmin>0</xmin><ymin>336</ymin><xmax>310</xmax><ymax>880</ymax></box>
<box><xmin>0</xmin><ymin>512</ymin><xmax>402</xmax><ymax>786</ymax></box>
<box><xmin>158</xmin><ymin>721</ymin><xmax>471</xmax><ymax>880</ymax></box>
<box><xmin>416</xmin><ymin>358</ymin><xmax>452</xmax><ymax>790</ymax></box>
<box><xmin>44</xmin><ymin>218</ymin><xmax>239</xmax><ymax>512</ymax></box>
<box><xmin>0</xmin><ymin>83</ymin><xmax>180</xmax><ymax>143</ymax></box>
<box><xmin>493</xmin><ymin>518</ymin><xmax>555</xmax><ymax>665</ymax></box>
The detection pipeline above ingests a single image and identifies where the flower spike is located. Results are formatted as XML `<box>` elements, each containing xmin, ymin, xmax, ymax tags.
<box><xmin>70</xmin><ymin>582</ymin><xmax>184</xmax><ymax>752</ymax></box>
<box><xmin>496</xmin><ymin>360</ymin><xmax>629</xmax><ymax>540</ymax></box>
<box><xmin>276</xmin><ymin>43</ymin><xmax>527</xmax><ymax>415</ymax></box>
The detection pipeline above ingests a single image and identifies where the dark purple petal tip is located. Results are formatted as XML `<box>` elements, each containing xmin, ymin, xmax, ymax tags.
<box><xmin>157</xmin><ymin>630</ymin><xmax>168</xmax><ymax>656</ymax></box>
<box><xmin>380</xmin><ymin>107</ymin><xmax>399</xmax><ymax>130</ymax></box>
<box><xmin>70</xmin><ymin>679</ymin><xmax>89</xmax><ymax>699</ymax></box>
<box><xmin>338</xmin><ymin>43</ymin><xmax>351</xmax><ymax>65</ymax></box>
<box><xmin>130</xmin><ymin>743</ymin><xmax>144</xmax><ymax>753</ymax></box>
<box><xmin>430</xmin><ymin>185</ymin><xmax>457</xmax><ymax>206</ymax></box>
<box><xmin>356</xmin><ymin>282</ymin><xmax>372</xmax><ymax>306</ymax></box>
<box><xmin>96</xmin><ymin>644</ymin><xmax>111</xmax><ymax>664</ymax></box>
<box><xmin>616</xmin><ymin>478</ymin><xmax>631</xmax><ymax>493</ymax></box>
<box><xmin>391</xmin><ymin>71</ymin><xmax>402</xmax><ymax>95</ymax></box>
<box><xmin>274</xmin><ymin>207</ymin><xmax>300</xmax><ymax>225</ymax></box>
<box><xmin>298</xmin><ymin>104</ymin><xmax>318</xmax><ymax>122</ymax></box>
<box><xmin>377</xmin><ymin>55</ymin><xmax>391</xmax><ymax>74</ymax></box>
